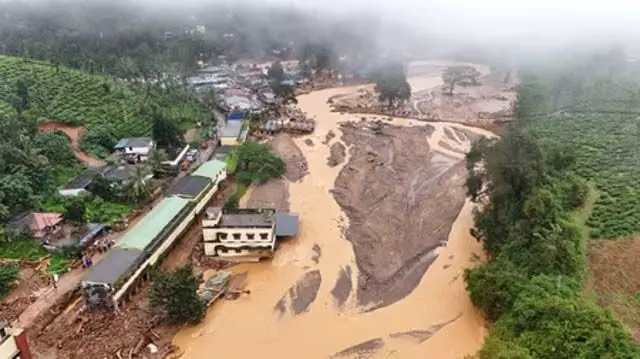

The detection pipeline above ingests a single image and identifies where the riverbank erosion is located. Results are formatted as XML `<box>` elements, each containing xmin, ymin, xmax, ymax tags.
<box><xmin>332</xmin><ymin>120</ymin><xmax>467</xmax><ymax>309</ymax></box>
<box><xmin>173</xmin><ymin>62</ymin><xmax>493</xmax><ymax>358</ymax></box>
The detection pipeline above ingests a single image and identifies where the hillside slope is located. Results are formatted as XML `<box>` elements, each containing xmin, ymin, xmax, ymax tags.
<box><xmin>0</xmin><ymin>56</ymin><xmax>205</xmax><ymax>143</ymax></box>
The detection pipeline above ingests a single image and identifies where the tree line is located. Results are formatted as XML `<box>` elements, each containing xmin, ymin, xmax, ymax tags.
<box><xmin>464</xmin><ymin>74</ymin><xmax>640</xmax><ymax>357</ymax></box>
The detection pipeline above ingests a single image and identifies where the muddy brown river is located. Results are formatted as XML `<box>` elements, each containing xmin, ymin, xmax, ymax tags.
<box><xmin>173</xmin><ymin>63</ymin><xmax>495</xmax><ymax>358</ymax></box>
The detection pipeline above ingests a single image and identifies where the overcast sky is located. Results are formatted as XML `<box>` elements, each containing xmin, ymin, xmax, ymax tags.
<box><xmin>278</xmin><ymin>0</ymin><xmax>640</xmax><ymax>41</ymax></box>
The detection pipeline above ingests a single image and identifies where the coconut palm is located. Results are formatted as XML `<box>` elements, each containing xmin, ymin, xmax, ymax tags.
<box><xmin>125</xmin><ymin>165</ymin><xmax>152</xmax><ymax>203</ymax></box>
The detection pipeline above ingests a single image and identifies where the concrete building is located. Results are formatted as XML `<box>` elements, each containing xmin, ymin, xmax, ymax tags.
<box><xmin>0</xmin><ymin>324</ymin><xmax>33</xmax><ymax>359</ymax></box>
<box><xmin>202</xmin><ymin>208</ymin><xmax>277</xmax><ymax>261</ymax></box>
<box><xmin>219</xmin><ymin>120</ymin><xmax>247</xmax><ymax>147</ymax></box>
<box><xmin>81</xmin><ymin>160</ymin><xmax>228</xmax><ymax>311</ymax></box>
<box><xmin>114</xmin><ymin>137</ymin><xmax>155</xmax><ymax>162</ymax></box>
<box><xmin>6</xmin><ymin>212</ymin><xmax>63</xmax><ymax>239</ymax></box>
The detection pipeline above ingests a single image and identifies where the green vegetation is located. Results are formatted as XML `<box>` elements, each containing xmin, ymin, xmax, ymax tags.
<box><xmin>149</xmin><ymin>265</ymin><xmax>205</xmax><ymax>325</ymax></box>
<box><xmin>0</xmin><ymin>56</ymin><xmax>207</xmax><ymax>157</ymax></box>
<box><xmin>465</xmin><ymin>60</ymin><xmax>640</xmax><ymax>357</ymax></box>
<box><xmin>42</xmin><ymin>195</ymin><xmax>133</xmax><ymax>225</ymax></box>
<box><xmin>374</xmin><ymin>62</ymin><xmax>411</xmax><ymax>107</ymax></box>
<box><xmin>225</xmin><ymin>150</ymin><xmax>239</xmax><ymax>174</ymax></box>
<box><xmin>517</xmin><ymin>53</ymin><xmax>640</xmax><ymax>240</ymax></box>
<box><xmin>0</xmin><ymin>239</ymin><xmax>69</xmax><ymax>275</ymax></box>
<box><xmin>224</xmin><ymin>183</ymin><xmax>247</xmax><ymax>212</ymax></box>
<box><xmin>234</xmin><ymin>142</ymin><xmax>286</xmax><ymax>184</ymax></box>
<box><xmin>0</xmin><ymin>115</ymin><xmax>79</xmax><ymax>222</ymax></box>
<box><xmin>0</xmin><ymin>264</ymin><xmax>18</xmax><ymax>298</ymax></box>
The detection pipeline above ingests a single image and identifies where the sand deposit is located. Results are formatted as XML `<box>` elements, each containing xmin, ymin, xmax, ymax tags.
<box><xmin>173</xmin><ymin>61</ymin><xmax>495</xmax><ymax>358</ymax></box>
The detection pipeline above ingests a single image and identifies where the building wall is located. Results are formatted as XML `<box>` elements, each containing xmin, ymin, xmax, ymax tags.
<box><xmin>112</xmin><ymin>181</ymin><xmax>219</xmax><ymax>310</ymax></box>
<box><xmin>57</xmin><ymin>188</ymin><xmax>87</xmax><ymax>197</ymax></box>
<box><xmin>124</xmin><ymin>145</ymin><xmax>153</xmax><ymax>156</ymax></box>
<box><xmin>203</xmin><ymin>243</ymin><xmax>273</xmax><ymax>260</ymax></box>
<box><xmin>0</xmin><ymin>333</ymin><xmax>19</xmax><ymax>359</ymax></box>
<box><xmin>202</xmin><ymin>227</ymin><xmax>274</xmax><ymax>244</ymax></box>
<box><xmin>202</xmin><ymin>226</ymin><xmax>276</xmax><ymax>257</ymax></box>
<box><xmin>220</xmin><ymin>137</ymin><xmax>240</xmax><ymax>147</ymax></box>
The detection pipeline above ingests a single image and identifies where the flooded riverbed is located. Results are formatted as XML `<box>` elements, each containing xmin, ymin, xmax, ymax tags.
<box><xmin>173</xmin><ymin>64</ymin><xmax>494</xmax><ymax>358</ymax></box>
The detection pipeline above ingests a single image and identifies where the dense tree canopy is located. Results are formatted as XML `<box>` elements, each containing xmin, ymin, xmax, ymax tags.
<box><xmin>149</xmin><ymin>265</ymin><xmax>205</xmax><ymax>325</ymax></box>
<box><xmin>234</xmin><ymin>142</ymin><xmax>286</xmax><ymax>184</ymax></box>
<box><xmin>465</xmin><ymin>68</ymin><xmax>640</xmax><ymax>357</ymax></box>
<box><xmin>374</xmin><ymin>62</ymin><xmax>411</xmax><ymax>107</ymax></box>
<box><xmin>0</xmin><ymin>116</ymin><xmax>79</xmax><ymax>222</ymax></box>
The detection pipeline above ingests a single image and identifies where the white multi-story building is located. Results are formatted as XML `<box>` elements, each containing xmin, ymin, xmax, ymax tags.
<box><xmin>202</xmin><ymin>208</ymin><xmax>277</xmax><ymax>261</ymax></box>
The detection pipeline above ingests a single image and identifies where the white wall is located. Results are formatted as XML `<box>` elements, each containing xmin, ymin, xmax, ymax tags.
<box><xmin>58</xmin><ymin>188</ymin><xmax>87</xmax><ymax>197</ymax></box>
<box><xmin>0</xmin><ymin>334</ymin><xmax>19</xmax><ymax>359</ymax></box>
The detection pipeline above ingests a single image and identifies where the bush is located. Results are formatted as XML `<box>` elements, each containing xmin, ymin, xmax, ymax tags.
<box><xmin>149</xmin><ymin>265</ymin><xmax>205</xmax><ymax>325</ymax></box>
<box><xmin>0</xmin><ymin>264</ymin><xmax>18</xmax><ymax>297</ymax></box>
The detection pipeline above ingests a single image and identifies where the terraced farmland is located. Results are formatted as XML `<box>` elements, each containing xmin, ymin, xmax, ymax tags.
<box><xmin>527</xmin><ymin>113</ymin><xmax>640</xmax><ymax>239</ymax></box>
<box><xmin>0</xmin><ymin>56</ymin><xmax>205</xmax><ymax>139</ymax></box>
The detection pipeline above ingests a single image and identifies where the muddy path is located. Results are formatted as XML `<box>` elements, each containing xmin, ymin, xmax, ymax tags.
<box><xmin>37</xmin><ymin>122</ymin><xmax>106</xmax><ymax>168</ymax></box>
<box><xmin>173</xmin><ymin>62</ymin><xmax>495</xmax><ymax>358</ymax></box>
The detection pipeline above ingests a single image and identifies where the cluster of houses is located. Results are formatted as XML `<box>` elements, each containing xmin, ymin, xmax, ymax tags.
<box><xmin>80</xmin><ymin>159</ymin><xmax>298</xmax><ymax>310</ymax></box>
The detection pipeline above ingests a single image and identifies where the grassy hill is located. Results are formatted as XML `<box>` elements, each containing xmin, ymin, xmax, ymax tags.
<box><xmin>0</xmin><ymin>56</ymin><xmax>206</xmax><ymax>154</ymax></box>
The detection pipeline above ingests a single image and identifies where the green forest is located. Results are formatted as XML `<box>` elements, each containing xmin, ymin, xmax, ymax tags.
<box><xmin>465</xmin><ymin>51</ymin><xmax>640</xmax><ymax>358</ymax></box>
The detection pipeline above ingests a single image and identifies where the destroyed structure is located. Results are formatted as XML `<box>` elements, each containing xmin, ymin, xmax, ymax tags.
<box><xmin>81</xmin><ymin>160</ymin><xmax>227</xmax><ymax>311</ymax></box>
<box><xmin>202</xmin><ymin>207</ymin><xmax>299</xmax><ymax>261</ymax></box>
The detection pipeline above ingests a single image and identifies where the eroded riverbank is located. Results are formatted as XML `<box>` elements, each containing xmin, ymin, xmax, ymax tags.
<box><xmin>173</xmin><ymin>64</ymin><xmax>494</xmax><ymax>358</ymax></box>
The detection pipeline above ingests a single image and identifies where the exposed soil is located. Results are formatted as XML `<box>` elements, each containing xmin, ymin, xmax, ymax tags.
<box><xmin>245</xmin><ymin>179</ymin><xmax>290</xmax><ymax>212</ymax></box>
<box><xmin>275</xmin><ymin>270</ymin><xmax>322</xmax><ymax>316</ymax></box>
<box><xmin>327</xmin><ymin>142</ymin><xmax>346</xmax><ymax>167</ymax></box>
<box><xmin>331</xmin><ymin>266</ymin><xmax>353</xmax><ymax>308</ymax></box>
<box><xmin>415</xmin><ymin>69</ymin><xmax>516</xmax><ymax>126</ymax></box>
<box><xmin>588</xmin><ymin>237</ymin><xmax>640</xmax><ymax>339</ymax></box>
<box><xmin>332</xmin><ymin>121</ymin><xmax>468</xmax><ymax>309</ymax></box>
<box><xmin>37</xmin><ymin>122</ymin><xmax>106</xmax><ymax>168</ymax></box>
<box><xmin>269</xmin><ymin>133</ymin><xmax>308</xmax><ymax>182</ymax></box>
<box><xmin>388</xmin><ymin>312</ymin><xmax>462</xmax><ymax>344</ymax></box>
<box><xmin>331</xmin><ymin>338</ymin><xmax>384</xmax><ymax>359</ymax></box>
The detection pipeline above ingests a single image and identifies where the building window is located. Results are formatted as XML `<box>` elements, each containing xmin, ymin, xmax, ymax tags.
<box><xmin>233</xmin><ymin>233</ymin><xmax>241</xmax><ymax>240</ymax></box>
<box><xmin>247</xmin><ymin>233</ymin><xmax>255</xmax><ymax>240</ymax></box>
<box><xmin>260</xmin><ymin>233</ymin><xmax>269</xmax><ymax>240</ymax></box>
<box><xmin>219</xmin><ymin>233</ymin><xmax>228</xmax><ymax>240</ymax></box>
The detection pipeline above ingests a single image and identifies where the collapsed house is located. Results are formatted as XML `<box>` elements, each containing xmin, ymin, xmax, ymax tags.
<box><xmin>81</xmin><ymin>160</ymin><xmax>227</xmax><ymax>311</ymax></box>
<box><xmin>202</xmin><ymin>207</ymin><xmax>299</xmax><ymax>262</ymax></box>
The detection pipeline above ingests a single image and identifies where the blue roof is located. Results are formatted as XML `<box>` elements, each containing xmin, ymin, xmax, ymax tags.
<box><xmin>79</xmin><ymin>223</ymin><xmax>107</xmax><ymax>246</ymax></box>
<box><xmin>227</xmin><ymin>111</ymin><xmax>244</xmax><ymax>121</ymax></box>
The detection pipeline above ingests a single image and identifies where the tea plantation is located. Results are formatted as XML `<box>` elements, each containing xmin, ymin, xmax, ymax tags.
<box><xmin>0</xmin><ymin>55</ymin><xmax>206</xmax><ymax>139</ymax></box>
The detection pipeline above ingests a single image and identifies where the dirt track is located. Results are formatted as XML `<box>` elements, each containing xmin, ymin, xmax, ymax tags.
<box><xmin>37</xmin><ymin>123</ymin><xmax>106</xmax><ymax>168</ymax></box>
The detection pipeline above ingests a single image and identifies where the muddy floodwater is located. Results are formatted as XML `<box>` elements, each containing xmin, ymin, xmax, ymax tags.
<box><xmin>173</xmin><ymin>63</ymin><xmax>495</xmax><ymax>358</ymax></box>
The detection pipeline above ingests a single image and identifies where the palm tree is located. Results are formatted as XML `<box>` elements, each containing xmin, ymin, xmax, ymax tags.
<box><xmin>149</xmin><ymin>149</ymin><xmax>169</xmax><ymax>177</ymax></box>
<box><xmin>125</xmin><ymin>165</ymin><xmax>152</xmax><ymax>204</ymax></box>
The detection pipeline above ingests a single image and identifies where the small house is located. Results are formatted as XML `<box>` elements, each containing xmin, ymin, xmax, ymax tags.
<box><xmin>58</xmin><ymin>169</ymin><xmax>98</xmax><ymax>197</ymax></box>
<box><xmin>7</xmin><ymin>212</ymin><xmax>63</xmax><ymax>239</ymax></box>
<box><xmin>114</xmin><ymin>137</ymin><xmax>155</xmax><ymax>163</ymax></box>
<box><xmin>102</xmin><ymin>165</ymin><xmax>153</xmax><ymax>187</ymax></box>
<box><xmin>219</xmin><ymin>120</ymin><xmax>246</xmax><ymax>147</ymax></box>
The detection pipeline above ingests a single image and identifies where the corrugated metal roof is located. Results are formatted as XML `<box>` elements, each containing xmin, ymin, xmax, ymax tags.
<box><xmin>192</xmin><ymin>160</ymin><xmax>227</xmax><ymax>181</ymax></box>
<box><xmin>220</xmin><ymin>120</ymin><xmax>243</xmax><ymax>138</ymax></box>
<box><xmin>167</xmin><ymin>175</ymin><xmax>211</xmax><ymax>198</ymax></box>
<box><xmin>82</xmin><ymin>247</ymin><xmax>145</xmax><ymax>285</ymax></box>
<box><xmin>275</xmin><ymin>213</ymin><xmax>299</xmax><ymax>237</ymax></box>
<box><xmin>117</xmin><ymin>196</ymin><xmax>190</xmax><ymax>251</ymax></box>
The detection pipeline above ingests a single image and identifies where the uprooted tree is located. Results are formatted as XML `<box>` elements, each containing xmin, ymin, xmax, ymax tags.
<box><xmin>374</xmin><ymin>62</ymin><xmax>411</xmax><ymax>107</ymax></box>
<box><xmin>149</xmin><ymin>265</ymin><xmax>205</xmax><ymax>325</ymax></box>
<box><xmin>442</xmin><ymin>66</ymin><xmax>482</xmax><ymax>95</ymax></box>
